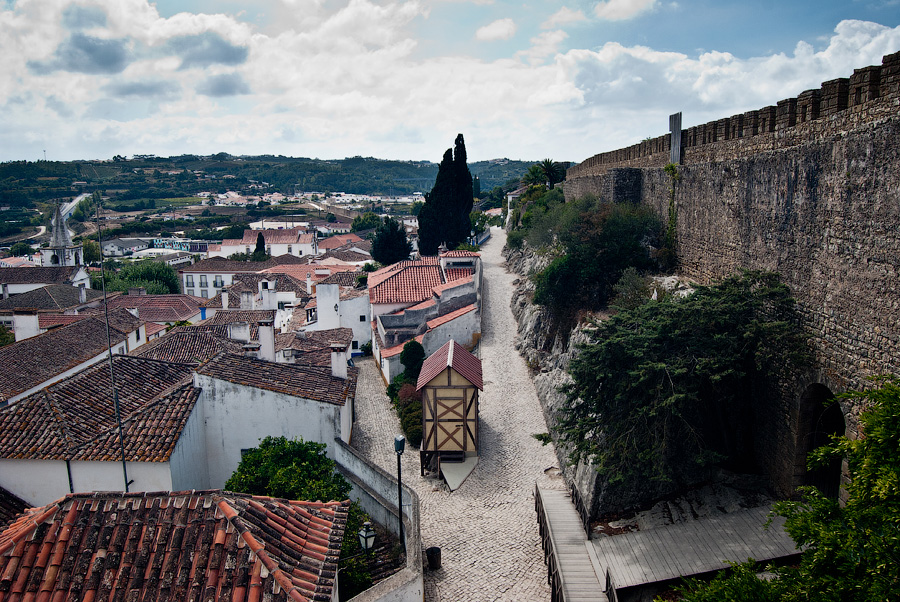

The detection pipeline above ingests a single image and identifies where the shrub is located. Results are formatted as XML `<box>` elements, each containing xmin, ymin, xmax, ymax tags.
<box><xmin>506</xmin><ymin>229</ymin><xmax>525</xmax><ymax>249</ymax></box>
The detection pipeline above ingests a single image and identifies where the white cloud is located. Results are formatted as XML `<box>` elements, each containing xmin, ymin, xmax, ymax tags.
<box><xmin>516</xmin><ymin>30</ymin><xmax>568</xmax><ymax>65</ymax></box>
<box><xmin>542</xmin><ymin>7</ymin><xmax>586</xmax><ymax>29</ymax></box>
<box><xmin>593</xmin><ymin>0</ymin><xmax>657</xmax><ymax>21</ymax></box>
<box><xmin>475</xmin><ymin>17</ymin><xmax>516</xmax><ymax>41</ymax></box>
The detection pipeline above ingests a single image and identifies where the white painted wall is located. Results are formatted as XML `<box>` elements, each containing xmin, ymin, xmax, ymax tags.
<box><xmin>71</xmin><ymin>460</ymin><xmax>172</xmax><ymax>496</ymax></box>
<box><xmin>421</xmin><ymin>309</ymin><xmax>480</xmax><ymax>356</ymax></box>
<box><xmin>168</xmin><ymin>398</ymin><xmax>210</xmax><ymax>491</ymax></box>
<box><xmin>193</xmin><ymin>372</ymin><xmax>347</xmax><ymax>488</ymax></box>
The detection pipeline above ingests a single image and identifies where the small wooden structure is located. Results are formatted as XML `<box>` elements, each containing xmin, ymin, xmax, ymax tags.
<box><xmin>416</xmin><ymin>340</ymin><xmax>483</xmax><ymax>480</ymax></box>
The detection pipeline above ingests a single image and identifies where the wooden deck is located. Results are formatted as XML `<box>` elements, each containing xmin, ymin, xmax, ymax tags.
<box><xmin>591</xmin><ymin>505</ymin><xmax>801</xmax><ymax>591</ymax></box>
<box><xmin>536</xmin><ymin>486</ymin><xmax>609</xmax><ymax>602</ymax></box>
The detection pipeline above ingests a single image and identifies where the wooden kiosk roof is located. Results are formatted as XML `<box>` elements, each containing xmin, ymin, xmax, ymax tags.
<box><xmin>416</xmin><ymin>340</ymin><xmax>483</xmax><ymax>391</ymax></box>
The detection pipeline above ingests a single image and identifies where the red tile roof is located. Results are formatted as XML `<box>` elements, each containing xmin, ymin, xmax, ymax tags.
<box><xmin>317</xmin><ymin>233</ymin><xmax>363</xmax><ymax>250</ymax></box>
<box><xmin>262</xmin><ymin>264</ymin><xmax>357</xmax><ymax>283</ymax></box>
<box><xmin>107</xmin><ymin>293</ymin><xmax>203</xmax><ymax>323</ymax></box>
<box><xmin>0</xmin><ymin>491</ymin><xmax>348</xmax><ymax>602</ymax></box>
<box><xmin>444</xmin><ymin>267</ymin><xmax>474</xmax><ymax>282</ymax></box>
<box><xmin>37</xmin><ymin>313</ymin><xmax>89</xmax><ymax>329</ymax></box>
<box><xmin>0</xmin><ymin>311</ymin><xmax>141</xmax><ymax>404</ymax></box>
<box><xmin>145</xmin><ymin>321</ymin><xmax>167</xmax><ymax>337</ymax></box>
<box><xmin>0</xmin><ymin>487</ymin><xmax>27</xmax><ymax>530</ymax></box>
<box><xmin>0</xmin><ymin>284</ymin><xmax>104</xmax><ymax>312</ymax></box>
<box><xmin>180</xmin><ymin>254</ymin><xmax>307</xmax><ymax>274</ymax></box>
<box><xmin>440</xmin><ymin>250</ymin><xmax>480</xmax><ymax>257</ymax></box>
<box><xmin>0</xmin><ymin>266</ymin><xmax>84</xmax><ymax>285</ymax></box>
<box><xmin>426</xmin><ymin>303</ymin><xmax>477</xmax><ymax>330</ymax></box>
<box><xmin>431</xmin><ymin>275</ymin><xmax>473</xmax><ymax>297</ymax></box>
<box><xmin>196</xmin><ymin>353</ymin><xmax>357</xmax><ymax>406</ymax></box>
<box><xmin>205</xmin><ymin>309</ymin><xmax>276</xmax><ymax>339</ymax></box>
<box><xmin>240</xmin><ymin>228</ymin><xmax>315</xmax><ymax>246</ymax></box>
<box><xmin>368</xmin><ymin>260</ymin><xmax>443</xmax><ymax>305</ymax></box>
<box><xmin>0</xmin><ymin>356</ymin><xmax>197</xmax><ymax>461</ymax></box>
<box><xmin>380</xmin><ymin>334</ymin><xmax>425</xmax><ymax>359</ymax></box>
<box><xmin>132</xmin><ymin>326</ymin><xmax>245</xmax><ymax>364</ymax></box>
<box><xmin>416</xmin><ymin>340</ymin><xmax>483</xmax><ymax>391</ymax></box>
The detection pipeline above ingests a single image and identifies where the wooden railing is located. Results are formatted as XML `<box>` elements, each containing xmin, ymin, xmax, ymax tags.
<box><xmin>535</xmin><ymin>484</ymin><xmax>566</xmax><ymax>602</ymax></box>
<box><xmin>569</xmin><ymin>482</ymin><xmax>591</xmax><ymax>536</ymax></box>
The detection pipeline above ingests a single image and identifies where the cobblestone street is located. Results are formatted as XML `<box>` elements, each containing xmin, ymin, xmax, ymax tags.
<box><xmin>351</xmin><ymin>227</ymin><xmax>565</xmax><ymax>601</ymax></box>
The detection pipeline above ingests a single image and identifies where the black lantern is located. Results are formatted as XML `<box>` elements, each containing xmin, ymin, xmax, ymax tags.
<box><xmin>358</xmin><ymin>521</ymin><xmax>376</xmax><ymax>552</ymax></box>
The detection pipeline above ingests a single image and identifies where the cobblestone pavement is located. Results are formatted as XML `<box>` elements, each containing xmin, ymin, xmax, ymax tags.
<box><xmin>352</xmin><ymin>228</ymin><xmax>565</xmax><ymax>601</ymax></box>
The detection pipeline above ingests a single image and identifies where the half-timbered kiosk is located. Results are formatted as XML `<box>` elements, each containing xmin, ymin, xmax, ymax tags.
<box><xmin>416</xmin><ymin>340</ymin><xmax>483</xmax><ymax>484</ymax></box>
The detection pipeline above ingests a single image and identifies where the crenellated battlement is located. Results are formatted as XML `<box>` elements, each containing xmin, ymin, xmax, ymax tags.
<box><xmin>567</xmin><ymin>50</ymin><xmax>900</xmax><ymax>179</ymax></box>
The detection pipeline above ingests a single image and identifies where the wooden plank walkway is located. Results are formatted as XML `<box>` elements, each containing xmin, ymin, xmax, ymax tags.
<box><xmin>591</xmin><ymin>505</ymin><xmax>800</xmax><ymax>590</ymax></box>
<box><xmin>535</xmin><ymin>486</ymin><xmax>608</xmax><ymax>602</ymax></box>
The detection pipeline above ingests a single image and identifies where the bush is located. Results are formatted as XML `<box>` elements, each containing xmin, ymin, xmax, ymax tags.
<box><xmin>506</xmin><ymin>229</ymin><xmax>525</xmax><ymax>250</ymax></box>
<box><xmin>399</xmin><ymin>402</ymin><xmax>423</xmax><ymax>448</ymax></box>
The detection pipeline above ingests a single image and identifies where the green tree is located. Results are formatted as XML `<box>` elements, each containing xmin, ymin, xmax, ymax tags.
<box><xmin>0</xmin><ymin>324</ymin><xmax>13</xmax><ymax>347</ymax></box>
<box><xmin>410</xmin><ymin>200</ymin><xmax>424</xmax><ymax>216</ymax></box>
<box><xmin>9</xmin><ymin>242</ymin><xmax>32</xmax><ymax>256</ymax></box>
<box><xmin>562</xmin><ymin>271</ymin><xmax>810</xmax><ymax>490</ymax></box>
<box><xmin>92</xmin><ymin>260</ymin><xmax>181</xmax><ymax>294</ymax></box>
<box><xmin>372</xmin><ymin>217</ymin><xmax>411</xmax><ymax>265</ymax></box>
<box><xmin>539</xmin><ymin>159</ymin><xmax>566</xmax><ymax>189</ymax></box>
<box><xmin>251</xmin><ymin>232</ymin><xmax>268</xmax><ymax>262</ymax></box>
<box><xmin>351</xmin><ymin>212</ymin><xmax>381</xmax><ymax>232</ymax></box>
<box><xmin>521</xmin><ymin>165</ymin><xmax>546</xmax><ymax>187</ymax></box>
<box><xmin>82</xmin><ymin>239</ymin><xmax>100</xmax><ymax>263</ymax></box>
<box><xmin>400</xmin><ymin>339</ymin><xmax>426</xmax><ymax>381</ymax></box>
<box><xmin>326</xmin><ymin>212</ymin><xmax>337</xmax><ymax>223</ymax></box>
<box><xmin>673</xmin><ymin>377</ymin><xmax>900</xmax><ymax>602</ymax></box>
<box><xmin>417</xmin><ymin>134</ymin><xmax>474</xmax><ymax>255</ymax></box>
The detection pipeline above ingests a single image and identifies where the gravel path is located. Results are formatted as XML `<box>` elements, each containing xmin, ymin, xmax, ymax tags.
<box><xmin>352</xmin><ymin>227</ymin><xmax>564</xmax><ymax>601</ymax></box>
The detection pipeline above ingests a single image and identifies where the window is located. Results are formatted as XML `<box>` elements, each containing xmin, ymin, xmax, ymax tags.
<box><xmin>199</xmin><ymin>275</ymin><xmax>207</xmax><ymax>287</ymax></box>
<box><xmin>214</xmin><ymin>276</ymin><xmax>223</xmax><ymax>287</ymax></box>
<box><xmin>200</xmin><ymin>290</ymin><xmax>208</xmax><ymax>298</ymax></box>
<box><xmin>185</xmin><ymin>276</ymin><xmax>194</xmax><ymax>287</ymax></box>
<box><xmin>360</xmin><ymin>315</ymin><xmax>366</xmax><ymax>322</ymax></box>
<box><xmin>278</xmin><ymin>301</ymin><xmax>286</xmax><ymax>310</ymax></box>
<box><xmin>287</xmin><ymin>245</ymin><xmax>292</xmax><ymax>254</ymax></box>
<box><xmin>186</xmin><ymin>289</ymin><xmax>195</xmax><ymax>296</ymax></box>
<box><xmin>352</xmin><ymin>341</ymin><xmax>359</xmax><ymax>350</ymax></box>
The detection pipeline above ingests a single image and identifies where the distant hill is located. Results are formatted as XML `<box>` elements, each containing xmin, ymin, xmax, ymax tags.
<box><xmin>0</xmin><ymin>155</ymin><xmax>546</xmax><ymax>209</ymax></box>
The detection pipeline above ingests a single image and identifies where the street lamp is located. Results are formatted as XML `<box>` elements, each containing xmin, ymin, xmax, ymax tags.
<box><xmin>394</xmin><ymin>434</ymin><xmax>405</xmax><ymax>551</ymax></box>
<box><xmin>358</xmin><ymin>521</ymin><xmax>376</xmax><ymax>553</ymax></box>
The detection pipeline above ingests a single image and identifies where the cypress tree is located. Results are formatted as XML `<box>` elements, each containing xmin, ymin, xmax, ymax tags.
<box><xmin>418</xmin><ymin>134</ymin><xmax>474</xmax><ymax>255</ymax></box>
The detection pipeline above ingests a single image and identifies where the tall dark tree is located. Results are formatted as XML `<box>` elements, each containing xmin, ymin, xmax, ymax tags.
<box><xmin>418</xmin><ymin>134</ymin><xmax>474</xmax><ymax>255</ymax></box>
<box><xmin>251</xmin><ymin>232</ymin><xmax>268</xmax><ymax>261</ymax></box>
<box><xmin>371</xmin><ymin>217</ymin><xmax>412</xmax><ymax>265</ymax></box>
<box><xmin>539</xmin><ymin>159</ymin><xmax>565</xmax><ymax>189</ymax></box>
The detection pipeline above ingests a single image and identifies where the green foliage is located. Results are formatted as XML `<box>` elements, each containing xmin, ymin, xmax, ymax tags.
<box><xmin>400</xmin><ymin>340</ymin><xmax>426</xmax><ymax>380</ymax></box>
<box><xmin>360</xmin><ymin>341</ymin><xmax>373</xmax><ymax>356</ymax></box>
<box><xmin>506</xmin><ymin>229</ymin><xmax>525</xmax><ymax>250</ymax></box>
<box><xmin>672</xmin><ymin>561</ymin><xmax>781</xmax><ymax>602</ymax></box>
<box><xmin>225</xmin><ymin>436</ymin><xmax>351</xmax><ymax>502</ymax></box>
<box><xmin>531</xmin><ymin>201</ymin><xmax>660</xmax><ymax>317</ymax></box>
<box><xmin>562</xmin><ymin>271</ymin><xmax>810</xmax><ymax>488</ymax></box>
<box><xmin>326</xmin><ymin>212</ymin><xmax>337</xmax><ymax>222</ymax></box>
<box><xmin>351</xmin><ymin>212</ymin><xmax>381</xmax><ymax>232</ymax></box>
<box><xmin>539</xmin><ymin>159</ymin><xmax>566</xmax><ymax>189</ymax></box>
<box><xmin>9</xmin><ymin>242</ymin><xmax>32</xmax><ymax>256</ymax></box>
<box><xmin>0</xmin><ymin>324</ymin><xmax>13</xmax><ymax>347</ymax></box>
<box><xmin>522</xmin><ymin>165</ymin><xmax>546</xmax><ymax>187</ymax></box>
<box><xmin>371</xmin><ymin>217</ymin><xmax>412</xmax><ymax>265</ymax></box>
<box><xmin>418</xmin><ymin>134</ymin><xmax>474</xmax><ymax>255</ymax></box>
<box><xmin>396</xmin><ymin>384</ymin><xmax>424</xmax><ymax>448</ymax></box>
<box><xmin>91</xmin><ymin>261</ymin><xmax>181</xmax><ymax>295</ymax></box>
<box><xmin>410</xmin><ymin>200</ymin><xmax>424</xmax><ymax>216</ymax></box>
<box><xmin>82</xmin><ymin>239</ymin><xmax>100</xmax><ymax>263</ymax></box>
<box><xmin>610</xmin><ymin>267</ymin><xmax>651</xmax><ymax>311</ymax></box>
<box><xmin>675</xmin><ymin>377</ymin><xmax>900</xmax><ymax>602</ymax></box>
<box><xmin>532</xmin><ymin>432</ymin><xmax>553</xmax><ymax>446</ymax></box>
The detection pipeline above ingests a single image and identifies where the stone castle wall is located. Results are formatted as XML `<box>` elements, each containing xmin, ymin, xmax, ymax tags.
<box><xmin>561</xmin><ymin>51</ymin><xmax>900</xmax><ymax>501</ymax></box>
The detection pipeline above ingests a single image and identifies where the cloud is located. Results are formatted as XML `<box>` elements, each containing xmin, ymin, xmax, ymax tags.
<box><xmin>62</xmin><ymin>5</ymin><xmax>108</xmax><ymax>30</ymax></box>
<box><xmin>104</xmin><ymin>79</ymin><xmax>180</xmax><ymax>98</ymax></box>
<box><xmin>27</xmin><ymin>33</ymin><xmax>131</xmax><ymax>74</ymax></box>
<box><xmin>476</xmin><ymin>18</ymin><xmax>516</xmax><ymax>41</ymax></box>
<box><xmin>167</xmin><ymin>32</ymin><xmax>249</xmax><ymax>69</ymax></box>
<box><xmin>593</xmin><ymin>0</ymin><xmax>657</xmax><ymax>21</ymax></box>
<box><xmin>542</xmin><ymin>7</ymin><xmax>586</xmax><ymax>29</ymax></box>
<box><xmin>517</xmin><ymin>30</ymin><xmax>568</xmax><ymax>65</ymax></box>
<box><xmin>197</xmin><ymin>73</ymin><xmax>251</xmax><ymax>97</ymax></box>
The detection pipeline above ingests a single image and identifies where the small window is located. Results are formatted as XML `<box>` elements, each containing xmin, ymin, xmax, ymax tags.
<box><xmin>352</xmin><ymin>341</ymin><xmax>359</xmax><ymax>350</ymax></box>
<box><xmin>287</xmin><ymin>245</ymin><xmax>292</xmax><ymax>254</ymax></box>
<box><xmin>199</xmin><ymin>275</ymin><xmax>208</xmax><ymax>287</ymax></box>
<box><xmin>359</xmin><ymin>315</ymin><xmax>366</xmax><ymax>322</ymax></box>
<box><xmin>200</xmin><ymin>290</ymin><xmax>208</xmax><ymax>298</ymax></box>
<box><xmin>278</xmin><ymin>301</ymin><xmax>286</xmax><ymax>310</ymax></box>
<box><xmin>186</xmin><ymin>276</ymin><xmax>194</xmax><ymax>286</ymax></box>
<box><xmin>186</xmin><ymin>289</ymin><xmax>195</xmax><ymax>296</ymax></box>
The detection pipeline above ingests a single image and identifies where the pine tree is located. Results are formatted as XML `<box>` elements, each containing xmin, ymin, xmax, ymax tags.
<box><xmin>372</xmin><ymin>217</ymin><xmax>412</xmax><ymax>265</ymax></box>
<box><xmin>418</xmin><ymin>134</ymin><xmax>474</xmax><ymax>255</ymax></box>
<box><xmin>251</xmin><ymin>232</ymin><xmax>268</xmax><ymax>261</ymax></box>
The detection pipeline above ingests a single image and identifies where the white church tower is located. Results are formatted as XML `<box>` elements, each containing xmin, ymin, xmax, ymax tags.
<box><xmin>41</xmin><ymin>203</ymin><xmax>82</xmax><ymax>267</ymax></box>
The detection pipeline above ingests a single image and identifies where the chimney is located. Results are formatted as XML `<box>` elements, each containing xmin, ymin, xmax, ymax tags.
<box><xmin>258</xmin><ymin>319</ymin><xmax>276</xmax><ymax>362</ymax></box>
<box><xmin>330</xmin><ymin>343</ymin><xmax>348</xmax><ymax>380</ymax></box>
<box><xmin>306</xmin><ymin>273</ymin><xmax>313</xmax><ymax>295</ymax></box>
<box><xmin>2</xmin><ymin>283</ymin><xmax>8</xmax><ymax>300</ymax></box>
<box><xmin>221</xmin><ymin>289</ymin><xmax>229</xmax><ymax>310</ymax></box>
<box><xmin>12</xmin><ymin>310</ymin><xmax>40</xmax><ymax>342</ymax></box>
<box><xmin>228</xmin><ymin>321</ymin><xmax>251</xmax><ymax>342</ymax></box>
<box><xmin>78</xmin><ymin>283</ymin><xmax>87</xmax><ymax>304</ymax></box>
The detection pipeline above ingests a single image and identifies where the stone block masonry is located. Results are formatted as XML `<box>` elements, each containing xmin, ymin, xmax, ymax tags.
<box><xmin>563</xmin><ymin>51</ymin><xmax>900</xmax><ymax>499</ymax></box>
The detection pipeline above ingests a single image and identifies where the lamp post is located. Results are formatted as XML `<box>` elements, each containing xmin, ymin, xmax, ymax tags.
<box><xmin>394</xmin><ymin>434</ymin><xmax>405</xmax><ymax>551</ymax></box>
<box><xmin>358</xmin><ymin>522</ymin><xmax>376</xmax><ymax>554</ymax></box>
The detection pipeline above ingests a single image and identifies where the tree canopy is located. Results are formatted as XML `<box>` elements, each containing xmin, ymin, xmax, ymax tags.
<box><xmin>225</xmin><ymin>436</ymin><xmax>351</xmax><ymax>502</ymax></box>
<box><xmin>417</xmin><ymin>134</ymin><xmax>474</xmax><ymax>255</ymax></box>
<box><xmin>673</xmin><ymin>377</ymin><xmax>900</xmax><ymax>601</ymax></box>
<box><xmin>91</xmin><ymin>260</ymin><xmax>181</xmax><ymax>295</ymax></box>
<box><xmin>371</xmin><ymin>217</ymin><xmax>411</xmax><ymax>265</ymax></box>
<box><xmin>351</xmin><ymin>212</ymin><xmax>381</xmax><ymax>232</ymax></box>
<box><xmin>562</xmin><ymin>271</ymin><xmax>810</xmax><ymax>490</ymax></box>
<box><xmin>251</xmin><ymin>232</ymin><xmax>268</xmax><ymax>261</ymax></box>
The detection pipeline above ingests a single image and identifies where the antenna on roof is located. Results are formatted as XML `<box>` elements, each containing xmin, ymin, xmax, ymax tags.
<box><xmin>95</xmin><ymin>199</ymin><xmax>133</xmax><ymax>493</ymax></box>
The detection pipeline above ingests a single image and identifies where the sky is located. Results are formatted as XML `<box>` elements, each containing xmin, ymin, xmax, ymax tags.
<box><xmin>1</xmin><ymin>0</ymin><xmax>899</xmax><ymax>164</ymax></box>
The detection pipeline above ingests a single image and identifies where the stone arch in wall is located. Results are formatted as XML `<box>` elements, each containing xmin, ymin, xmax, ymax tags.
<box><xmin>794</xmin><ymin>383</ymin><xmax>845</xmax><ymax>499</ymax></box>
<box><xmin>50</xmin><ymin>253</ymin><xmax>59</xmax><ymax>265</ymax></box>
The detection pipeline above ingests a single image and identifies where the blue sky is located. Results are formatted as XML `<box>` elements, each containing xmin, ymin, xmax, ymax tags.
<box><xmin>1</xmin><ymin>0</ymin><xmax>899</xmax><ymax>164</ymax></box>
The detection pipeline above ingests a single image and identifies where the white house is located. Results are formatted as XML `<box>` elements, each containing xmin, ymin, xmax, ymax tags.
<box><xmin>214</xmin><ymin>228</ymin><xmax>318</xmax><ymax>259</ymax></box>
<box><xmin>178</xmin><ymin>255</ymin><xmax>306</xmax><ymax>299</ymax></box>
<box><xmin>304</xmin><ymin>274</ymin><xmax>371</xmax><ymax>354</ymax></box>
<box><xmin>0</xmin><ymin>266</ymin><xmax>90</xmax><ymax>297</ymax></box>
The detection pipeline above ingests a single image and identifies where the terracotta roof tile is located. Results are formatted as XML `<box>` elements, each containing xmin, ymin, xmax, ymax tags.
<box><xmin>0</xmin><ymin>491</ymin><xmax>348</xmax><ymax>602</ymax></box>
<box><xmin>107</xmin><ymin>294</ymin><xmax>203</xmax><ymax>323</ymax></box>
<box><xmin>0</xmin><ymin>267</ymin><xmax>84</xmax><ymax>285</ymax></box>
<box><xmin>240</xmin><ymin>228</ymin><xmax>315</xmax><ymax>246</ymax></box>
<box><xmin>368</xmin><ymin>260</ymin><xmax>443</xmax><ymax>305</ymax></box>
<box><xmin>318</xmin><ymin>271</ymin><xmax>362</xmax><ymax>287</ymax></box>
<box><xmin>0</xmin><ymin>311</ymin><xmax>141</xmax><ymax>404</ymax></box>
<box><xmin>196</xmin><ymin>353</ymin><xmax>357</xmax><ymax>406</ymax></box>
<box><xmin>417</xmin><ymin>339</ymin><xmax>483</xmax><ymax>391</ymax></box>
<box><xmin>0</xmin><ymin>487</ymin><xmax>27</xmax><ymax>530</ymax></box>
<box><xmin>444</xmin><ymin>267</ymin><xmax>474</xmax><ymax>282</ymax></box>
<box><xmin>37</xmin><ymin>313</ymin><xmax>89</xmax><ymax>329</ymax></box>
<box><xmin>132</xmin><ymin>327</ymin><xmax>245</xmax><ymax>364</ymax></box>
<box><xmin>381</xmin><ymin>334</ymin><xmax>424</xmax><ymax>359</ymax></box>
<box><xmin>431</xmin><ymin>275</ymin><xmax>473</xmax><ymax>297</ymax></box>
<box><xmin>0</xmin><ymin>285</ymin><xmax>104</xmax><ymax>312</ymax></box>
<box><xmin>440</xmin><ymin>250</ymin><xmax>480</xmax><ymax>258</ymax></box>
<box><xmin>262</xmin><ymin>264</ymin><xmax>357</xmax><ymax>283</ymax></box>
<box><xmin>205</xmin><ymin>309</ymin><xmax>276</xmax><ymax>339</ymax></box>
<box><xmin>0</xmin><ymin>356</ymin><xmax>197</xmax><ymax>461</ymax></box>
<box><xmin>179</xmin><ymin>254</ymin><xmax>306</xmax><ymax>274</ymax></box>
